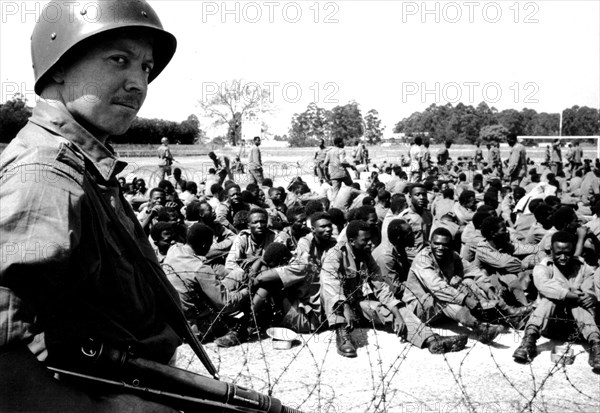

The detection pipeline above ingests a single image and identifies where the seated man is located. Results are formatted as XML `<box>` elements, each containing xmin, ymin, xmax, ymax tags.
<box><xmin>192</xmin><ymin>201</ymin><xmax>236</xmax><ymax>264</ymax></box>
<box><xmin>460</xmin><ymin>208</ymin><xmax>496</xmax><ymax>262</ymax></box>
<box><xmin>399</xmin><ymin>183</ymin><xmax>433</xmax><ymax>263</ymax></box>
<box><xmin>163</xmin><ymin>223</ymin><xmax>249</xmax><ymax>343</ymax></box>
<box><xmin>321</xmin><ymin>221</ymin><xmax>468</xmax><ymax>358</ymax></box>
<box><xmin>225</xmin><ymin>208</ymin><xmax>278</xmax><ymax>273</ymax></box>
<box><xmin>474</xmin><ymin>216</ymin><xmax>539</xmax><ymax>306</ymax></box>
<box><xmin>215</xmin><ymin>184</ymin><xmax>250</xmax><ymax>233</ymax></box>
<box><xmin>276</xmin><ymin>206</ymin><xmax>311</xmax><ymax>252</ymax></box>
<box><xmin>513</xmin><ymin>231</ymin><xmax>600</xmax><ymax>372</ymax></box>
<box><xmin>372</xmin><ymin>219</ymin><xmax>414</xmax><ymax>299</ymax></box>
<box><xmin>403</xmin><ymin>228</ymin><xmax>506</xmax><ymax>344</ymax></box>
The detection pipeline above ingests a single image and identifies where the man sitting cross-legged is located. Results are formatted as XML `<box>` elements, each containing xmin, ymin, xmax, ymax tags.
<box><xmin>162</xmin><ymin>223</ymin><xmax>250</xmax><ymax>344</ymax></box>
<box><xmin>513</xmin><ymin>231</ymin><xmax>600</xmax><ymax>372</ymax></box>
<box><xmin>248</xmin><ymin>212</ymin><xmax>338</xmax><ymax>335</ymax></box>
<box><xmin>320</xmin><ymin>220</ymin><xmax>468</xmax><ymax>358</ymax></box>
<box><xmin>403</xmin><ymin>227</ymin><xmax>506</xmax><ymax>344</ymax></box>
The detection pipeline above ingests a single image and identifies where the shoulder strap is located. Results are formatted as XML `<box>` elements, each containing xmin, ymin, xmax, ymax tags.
<box><xmin>85</xmin><ymin>174</ymin><xmax>219</xmax><ymax>379</ymax></box>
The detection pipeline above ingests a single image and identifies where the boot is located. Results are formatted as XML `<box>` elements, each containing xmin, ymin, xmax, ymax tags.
<box><xmin>512</xmin><ymin>327</ymin><xmax>540</xmax><ymax>364</ymax></box>
<box><xmin>427</xmin><ymin>334</ymin><xmax>469</xmax><ymax>354</ymax></box>
<box><xmin>336</xmin><ymin>325</ymin><xmax>357</xmax><ymax>358</ymax></box>
<box><xmin>474</xmin><ymin>322</ymin><xmax>505</xmax><ymax>344</ymax></box>
<box><xmin>214</xmin><ymin>321</ymin><xmax>249</xmax><ymax>348</ymax></box>
<box><xmin>588</xmin><ymin>341</ymin><xmax>600</xmax><ymax>372</ymax></box>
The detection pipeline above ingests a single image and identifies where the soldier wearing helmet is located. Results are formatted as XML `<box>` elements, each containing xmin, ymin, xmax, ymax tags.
<box><xmin>0</xmin><ymin>1</ymin><xmax>208</xmax><ymax>411</ymax></box>
<box><xmin>158</xmin><ymin>136</ymin><xmax>175</xmax><ymax>180</ymax></box>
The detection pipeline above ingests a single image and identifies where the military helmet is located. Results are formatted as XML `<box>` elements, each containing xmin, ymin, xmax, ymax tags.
<box><xmin>31</xmin><ymin>0</ymin><xmax>177</xmax><ymax>94</ymax></box>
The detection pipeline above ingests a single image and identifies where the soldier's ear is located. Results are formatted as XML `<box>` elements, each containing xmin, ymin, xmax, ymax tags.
<box><xmin>49</xmin><ymin>65</ymin><xmax>66</xmax><ymax>85</ymax></box>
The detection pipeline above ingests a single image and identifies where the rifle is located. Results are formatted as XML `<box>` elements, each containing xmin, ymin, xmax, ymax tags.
<box><xmin>48</xmin><ymin>341</ymin><xmax>304</xmax><ymax>413</ymax></box>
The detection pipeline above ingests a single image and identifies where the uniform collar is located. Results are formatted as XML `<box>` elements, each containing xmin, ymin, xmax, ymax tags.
<box><xmin>29</xmin><ymin>100</ymin><xmax>127</xmax><ymax>181</ymax></box>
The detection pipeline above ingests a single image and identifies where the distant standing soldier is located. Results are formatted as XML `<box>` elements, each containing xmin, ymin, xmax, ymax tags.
<box><xmin>474</xmin><ymin>142</ymin><xmax>484</xmax><ymax>168</ymax></box>
<box><xmin>571</xmin><ymin>141</ymin><xmax>584</xmax><ymax>175</ymax></box>
<box><xmin>506</xmin><ymin>134</ymin><xmax>527</xmax><ymax>186</ymax></box>
<box><xmin>248</xmin><ymin>136</ymin><xmax>264</xmax><ymax>185</ymax></box>
<box><xmin>490</xmin><ymin>141</ymin><xmax>503</xmax><ymax>178</ymax></box>
<box><xmin>158</xmin><ymin>136</ymin><xmax>174</xmax><ymax>180</ymax></box>
<box><xmin>314</xmin><ymin>138</ymin><xmax>329</xmax><ymax>183</ymax></box>
<box><xmin>409</xmin><ymin>136</ymin><xmax>425</xmax><ymax>182</ymax></box>
<box><xmin>551</xmin><ymin>138</ymin><xmax>562</xmax><ymax>175</ymax></box>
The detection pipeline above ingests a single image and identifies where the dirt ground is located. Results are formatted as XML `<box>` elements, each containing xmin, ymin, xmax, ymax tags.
<box><xmin>175</xmin><ymin>325</ymin><xmax>600</xmax><ymax>413</ymax></box>
<box><xmin>121</xmin><ymin>147</ymin><xmax>600</xmax><ymax>413</ymax></box>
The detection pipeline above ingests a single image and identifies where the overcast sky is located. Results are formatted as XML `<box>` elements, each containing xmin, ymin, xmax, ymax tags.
<box><xmin>1</xmin><ymin>0</ymin><xmax>599</xmax><ymax>137</ymax></box>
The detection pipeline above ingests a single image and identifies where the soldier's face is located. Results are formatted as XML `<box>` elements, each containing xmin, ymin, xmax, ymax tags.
<box><xmin>56</xmin><ymin>35</ymin><xmax>154</xmax><ymax>139</ymax></box>
<box><xmin>551</xmin><ymin>242</ymin><xmax>573</xmax><ymax>267</ymax></box>
<box><xmin>312</xmin><ymin>218</ymin><xmax>333</xmax><ymax>241</ymax></box>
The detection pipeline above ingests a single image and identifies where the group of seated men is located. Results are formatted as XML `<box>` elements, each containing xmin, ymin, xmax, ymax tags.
<box><xmin>116</xmin><ymin>146</ymin><xmax>600</xmax><ymax>372</ymax></box>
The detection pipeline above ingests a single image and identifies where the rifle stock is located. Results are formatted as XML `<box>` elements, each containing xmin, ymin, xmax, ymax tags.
<box><xmin>48</xmin><ymin>349</ymin><xmax>304</xmax><ymax>413</ymax></box>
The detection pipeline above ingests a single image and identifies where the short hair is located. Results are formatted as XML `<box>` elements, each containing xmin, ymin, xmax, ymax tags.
<box><xmin>362</xmin><ymin>196</ymin><xmax>374</xmax><ymax>206</ymax></box>
<box><xmin>551</xmin><ymin>230</ymin><xmax>576</xmax><ymax>248</ymax></box>
<box><xmin>544</xmin><ymin>196</ymin><xmax>561</xmax><ymax>209</ymax></box>
<box><xmin>248</xmin><ymin>207</ymin><xmax>268</xmax><ymax>221</ymax></box>
<box><xmin>387</xmin><ymin>219</ymin><xmax>409</xmax><ymax>242</ymax></box>
<box><xmin>246</xmin><ymin>183</ymin><xmax>259</xmax><ymax>193</ymax></box>
<box><xmin>458</xmin><ymin>173</ymin><xmax>466</xmax><ymax>181</ymax></box>
<box><xmin>158</xmin><ymin>180</ymin><xmax>174</xmax><ymax>192</ymax></box>
<box><xmin>346</xmin><ymin>220</ymin><xmax>371</xmax><ymax>240</ymax></box>
<box><xmin>310</xmin><ymin>211</ymin><xmax>331</xmax><ymax>226</ymax></box>
<box><xmin>262</xmin><ymin>178</ymin><xmax>273</xmax><ymax>187</ymax></box>
<box><xmin>553</xmin><ymin>206</ymin><xmax>576</xmax><ymax>230</ymax></box>
<box><xmin>409</xmin><ymin>183</ymin><xmax>426</xmax><ymax>195</ymax></box>
<box><xmin>528</xmin><ymin>198</ymin><xmax>544</xmax><ymax>214</ymax></box>
<box><xmin>208</xmin><ymin>168</ymin><xmax>216</xmax><ymax>174</ymax></box>
<box><xmin>187</xmin><ymin>223</ymin><xmax>214</xmax><ymax>253</ymax></box>
<box><xmin>305</xmin><ymin>199</ymin><xmax>325</xmax><ymax>216</ymax></box>
<box><xmin>481</xmin><ymin>216</ymin><xmax>504</xmax><ymax>240</ymax></box>
<box><xmin>327</xmin><ymin>208</ymin><xmax>346</xmax><ymax>227</ymax></box>
<box><xmin>286</xmin><ymin>205</ymin><xmax>306</xmax><ymax>222</ymax></box>
<box><xmin>442</xmin><ymin>188</ymin><xmax>454</xmax><ymax>199</ymax></box>
<box><xmin>333</xmin><ymin>137</ymin><xmax>344</xmax><ymax>146</ymax></box>
<box><xmin>367</xmin><ymin>187</ymin><xmax>378</xmax><ymax>198</ymax></box>
<box><xmin>186</xmin><ymin>181</ymin><xmax>197</xmax><ymax>192</ymax></box>
<box><xmin>459</xmin><ymin>190</ymin><xmax>475</xmax><ymax>205</ymax></box>
<box><xmin>253</xmin><ymin>136</ymin><xmax>261</xmax><ymax>142</ymax></box>
<box><xmin>431</xmin><ymin>227</ymin><xmax>453</xmax><ymax>241</ymax></box>
<box><xmin>483</xmin><ymin>191</ymin><xmax>499</xmax><ymax>207</ymax></box>
<box><xmin>226</xmin><ymin>183</ymin><xmax>241</xmax><ymax>193</ymax></box>
<box><xmin>149</xmin><ymin>187</ymin><xmax>164</xmax><ymax>198</ymax></box>
<box><xmin>150</xmin><ymin>222</ymin><xmax>173</xmax><ymax>242</ymax></box>
<box><xmin>240</xmin><ymin>190</ymin><xmax>255</xmax><ymax>204</ymax></box>
<box><xmin>390</xmin><ymin>193</ymin><xmax>407</xmax><ymax>214</ymax></box>
<box><xmin>210</xmin><ymin>183</ymin><xmax>223</xmax><ymax>197</ymax></box>
<box><xmin>533</xmin><ymin>203</ymin><xmax>553</xmax><ymax>223</ymax></box>
<box><xmin>263</xmin><ymin>243</ymin><xmax>292</xmax><ymax>267</ymax></box>
<box><xmin>476</xmin><ymin>204</ymin><xmax>495</xmax><ymax>214</ymax></box>
<box><xmin>355</xmin><ymin>205</ymin><xmax>376</xmax><ymax>221</ymax></box>
<box><xmin>208</xmin><ymin>151</ymin><xmax>215</xmax><ymax>158</ymax></box>
<box><xmin>513</xmin><ymin>187</ymin><xmax>526</xmax><ymax>199</ymax></box>
<box><xmin>233</xmin><ymin>210</ymin><xmax>249</xmax><ymax>230</ymax></box>
<box><xmin>414</xmin><ymin>136</ymin><xmax>423</xmax><ymax>145</ymax></box>
<box><xmin>473</xmin><ymin>211</ymin><xmax>492</xmax><ymax>230</ymax></box>
<box><xmin>186</xmin><ymin>200</ymin><xmax>202</xmax><ymax>221</ymax></box>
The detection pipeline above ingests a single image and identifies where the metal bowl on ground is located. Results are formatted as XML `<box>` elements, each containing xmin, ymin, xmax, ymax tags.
<box><xmin>551</xmin><ymin>344</ymin><xmax>575</xmax><ymax>365</ymax></box>
<box><xmin>266</xmin><ymin>327</ymin><xmax>298</xmax><ymax>350</ymax></box>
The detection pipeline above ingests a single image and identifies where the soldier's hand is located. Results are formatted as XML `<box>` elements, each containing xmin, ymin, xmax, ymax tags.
<box><xmin>578</xmin><ymin>292</ymin><xmax>597</xmax><ymax>309</ymax></box>
<box><xmin>165</xmin><ymin>201</ymin><xmax>178</xmax><ymax>209</ymax></box>
<box><xmin>449</xmin><ymin>275</ymin><xmax>462</xmax><ymax>288</ymax></box>
<box><xmin>150</xmin><ymin>205</ymin><xmax>164</xmax><ymax>215</ymax></box>
<box><xmin>392</xmin><ymin>316</ymin><xmax>403</xmax><ymax>336</ymax></box>
<box><xmin>343</xmin><ymin>303</ymin><xmax>357</xmax><ymax>330</ymax></box>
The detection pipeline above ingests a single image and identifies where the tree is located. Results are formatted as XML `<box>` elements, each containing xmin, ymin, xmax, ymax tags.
<box><xmin>479</xmin><ymin>124</ymin><xmax>509</xmax><ymax>144</ymax></box>
<box><xmin>0</xmin><ymin>94</ymin><xmax>32</xmax><ymax>143</ymax></box>
<box><xmin>287</xmin><ymin>103</ymin><xmax>332</xmax><ymax>147</ymax></box>
<box><xmin>364</xmin><ymin>109</ymin><xmax>384</xmax><ymax>144</ymax></box>
<box><xmin>563</xmin><ymin>106</ymin><xmax>600</xmax><ymax>136</ymax></box>
<box><xmin>330</xmin><ymin>101</ymin><xmax>364</xmax><ymax>142</ymax></box>
<box><xmin>496</xmin><ymin>109</ymin><xmax>525</xmax><ymax>136</ymax></box>
<box><xmin>197</xmin><ymin>79</ymin><xmax>276</xmax><ymax>146</ymax></box>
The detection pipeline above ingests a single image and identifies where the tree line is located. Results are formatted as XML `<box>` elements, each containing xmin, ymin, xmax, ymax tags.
<box><xmin>393</xmin><ymin>102</ymin><xmax>600</xmax><ymax>144</ymax></box>
<box><xmin>0</xmin><ymin>95</ymin><xmax>203</xmax><ymax>145</ymax></box>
